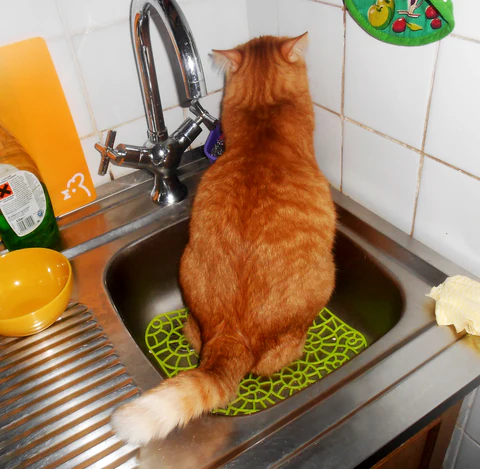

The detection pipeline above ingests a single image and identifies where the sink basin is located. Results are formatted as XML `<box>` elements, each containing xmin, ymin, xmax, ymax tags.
<box><xmin>105</xmin><ymin>218</ymin><xmax>403</xmax><ymax>382</ymax></box>
<box><xmin>51</xmin><ymin>156</ymin><xmax>469</xmax><ymax>468</ymax></box>
<box><xmin>97</xmin><ymin>167</ymin><xmax>452</xmax><ymax>467</ymax></box>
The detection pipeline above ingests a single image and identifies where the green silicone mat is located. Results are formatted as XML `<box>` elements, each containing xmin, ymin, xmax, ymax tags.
<box><xmin>145</xmin><ymin>307</ymin><xmax>367</xmax><ymax>416</ymax></box>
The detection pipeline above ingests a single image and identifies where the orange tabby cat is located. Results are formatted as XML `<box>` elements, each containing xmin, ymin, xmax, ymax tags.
<box><xmin>111</xmin><ymin>33</ymin><xmax>336</xmax><ymax>445</ymax></box>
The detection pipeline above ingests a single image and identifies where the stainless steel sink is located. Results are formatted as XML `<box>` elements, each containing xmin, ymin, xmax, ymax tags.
<box><xmin>97</xmin><ymin>164</ymin><xmax>452</xmax><ymax>467</ymax></box>
<box><xmin>5</xmin><ymin>152</ymin><xmax>478</xmax><ymax>469</ymax></box>
<box><xmin>105</xmin><ymin>219</ymin><xmax>404</xmax><ymax>376</ymax></box>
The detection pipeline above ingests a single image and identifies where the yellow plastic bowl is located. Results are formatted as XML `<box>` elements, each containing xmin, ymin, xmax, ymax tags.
<box><xmin>0</xmin><ymin>248</ymin><xmax>73</xmax><ymax>337</ymax></box>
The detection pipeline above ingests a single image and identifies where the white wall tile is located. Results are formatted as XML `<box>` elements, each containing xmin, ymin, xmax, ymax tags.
<box><xmin>454</xmin><ymin>434</ymin><xmax>480</xmax><ymax>469</ymax></box>
<box><xmin>181</xmin><ymin>0</ymin><xmax>250</xmax><ymax>94</ymax></box>
<box><xmin>246</xmin><ymin>0</ymin><xmax>279</xmax><ymax>38</ymax></box>
<box><xmin>424</xmin><ymin>37</ymin><xmax>480</xmax><ymax>178</ymax></box>
<box><xmin>0</xmin><ymin>0</ymin><xmax>65</xmax><ymax>46</ymax></box>
<box><xmin>314</xmin><ymin>106</ymin><xmax>342</xmax><ymax>189</ymax></box>
<box><xmin>0</xmin><ymin>1</ymin><xmax>250</xmax><ymax>187</ymax></box>
<box><xmin>459</xmin><ymin>390</ymin><xmax>478</xmax><ymax>431</ymax></box>
<box><xmin>113</xmin><ymin>118</ymin><xmax>149</xmax><ymax>149</ymax></box>
<box><xmin>343</xmin><ymin>121</ymin><xmax>420</xmax><ymax>234</ymax></box>
<box><xmin>414</xmin><ymin>158</ymin><xmax>480</xmax><ymax>277</ymax></box>
<box><xmin>81</xmin><ymin>133</ymin><xmax>111</xmax><ymax>187</ymax></box>
<box><xmin>112</xmin><ymin>106</ymin><xmax>185</xmax><ymax>147</ymax></box>
<box><xmin>190</xmin><ymin>91</ymin><xmax>223</xmax><ymax>149</ymax></box>
<box><xmin>450</xmin><ymin>0</ymin><xmax>480</xmax><ymax>42</ymax></box>
<box><xmin>278</xmin><ymin>0</ymin><xmax>344</xmax><ymax>114</ymax></box>
<box><xmin>344</xmin><ymin>15</ymin><xmax>436</xmax><ymax>150</ymax></box>
<box><xmin>72</xmin><ymin>21</ymin><xmax>145</xmax><ymax>131</ymax></box>
<box><xmin>46</xmin><ymin>37</ymin><xmax>94</xmax><ymax>138</ymax></box>
<box><xmin>57</xmin><ymin>0</ymin><xmax>131</xmax><ymax>35</ymax></box>
<box><xmin>444</xmin><ymin>426</ymin><xmax>463</xmax><ymax>469</ymax></box>
<box><xmin>466</xmin><ymin>390</ymin><xmax>480</xmax><ymax>444</ymax></box>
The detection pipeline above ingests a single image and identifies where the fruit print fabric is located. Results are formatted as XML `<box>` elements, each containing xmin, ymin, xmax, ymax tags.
<box><xmin>345</xmin><ymin>0</ymin><xmax>454</xmax><ymax>46</ymax></box>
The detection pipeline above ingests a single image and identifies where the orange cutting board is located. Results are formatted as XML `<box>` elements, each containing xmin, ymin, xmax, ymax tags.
<box><xmin>0</xmin><ymin>37</ymin><xmax>96</xmax><ymax>216</ymax></box>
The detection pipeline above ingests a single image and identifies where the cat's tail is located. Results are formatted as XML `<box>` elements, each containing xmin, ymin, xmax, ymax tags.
<box><xmin>110</xmin><ymin>337</ymin><xmax>253</xmax><ymax>445</ymax></box>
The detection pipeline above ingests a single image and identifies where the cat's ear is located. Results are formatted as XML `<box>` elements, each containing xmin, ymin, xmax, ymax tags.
<box><xmin>211</xmin><ymin>49</ymin><xmax>243</xmax><ymax>72</ymax></box>
<box><xmin>281</xmin><ymin>32</ymin><xmax>309</xmax><ymax>63</ymax></box>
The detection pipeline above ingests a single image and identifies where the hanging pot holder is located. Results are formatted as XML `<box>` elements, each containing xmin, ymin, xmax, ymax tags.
<box><xmin>344</xmin><ymin>0</ymin><xmax>454</xmax><ymax>46</ymax></box>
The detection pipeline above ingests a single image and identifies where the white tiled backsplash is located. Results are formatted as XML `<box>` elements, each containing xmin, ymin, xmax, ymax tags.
<box><xmin>1</xmin><ymin>1</ymin><xmax>478</xmax><ymax>274</ymax></box>
<box><xmin>2</xmin><ymin>0</ymin><xmax>479</xmax><ymax>279</ymax></box>
<box><xmin>249</xmin><ymin>0</ymin><xmax>480</xmax><ymax>282</ymax></box>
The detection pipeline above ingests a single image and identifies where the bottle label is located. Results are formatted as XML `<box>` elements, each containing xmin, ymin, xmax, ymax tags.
<box><xmin>0</xmin><ymin>170</ymin><xmax>47</xmax><ymax>237</ymax></box>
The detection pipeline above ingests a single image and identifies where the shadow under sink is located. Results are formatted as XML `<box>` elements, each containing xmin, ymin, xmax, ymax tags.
<box><xmin>105</xmin><ymin>218</ymin><xmax>404</xmax><ymax>382</ymax></box>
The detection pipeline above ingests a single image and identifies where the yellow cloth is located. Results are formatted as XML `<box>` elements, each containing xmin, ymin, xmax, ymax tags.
<box><xmin>428</xmin><ymin>275</ymin><xmax>480</xmax><ymax>335</ymax></box>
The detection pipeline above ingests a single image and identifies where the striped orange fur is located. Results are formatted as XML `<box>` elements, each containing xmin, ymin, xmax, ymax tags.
<box><xmin>110</xmin><ymin>34</ymin><xmax>336</xmax><ymax>445</ymax></box>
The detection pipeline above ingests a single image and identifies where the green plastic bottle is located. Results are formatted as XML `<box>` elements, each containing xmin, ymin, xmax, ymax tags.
<box><xmin>0</xmin><ymin>124</ymin><xmax>60</xmax><ymax>251</ymax></box>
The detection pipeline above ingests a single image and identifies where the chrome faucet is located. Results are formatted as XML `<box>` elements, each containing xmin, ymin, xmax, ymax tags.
<box><xmin>95</xmin><ymin>0</ymin><xmax>218</xmax><ymax>205</ymax></box>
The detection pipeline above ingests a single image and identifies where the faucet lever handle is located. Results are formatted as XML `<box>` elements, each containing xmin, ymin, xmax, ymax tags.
<box><xmin>95</xmin><ymin>130</ymin><xmax>117</xmax><ymax>176</ymax></box>
<box><xmin>189</xmin><ymin>100</ymin><xmax>218</xmax><ymax>131</ymax></box>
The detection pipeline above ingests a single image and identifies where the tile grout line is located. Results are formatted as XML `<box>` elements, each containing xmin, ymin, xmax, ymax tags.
<box><xmin>312</xmin><ymin>102</ymin><xmax>341</xmax><ymax>118</ymax></box>
<box><xmin>54</xmin><ymin>0</ymin><xmax>99</xmax><ymax>138</ymax></box>
<box><xmin>312</xmin><ymin>103</ymin><xmax>480</xmax><ymax>185</ymax></box>
<box><xmin>206</xmin><ymin>88</ymin><xmax>224</xmax><ymax>96</ymax></box>
<box><xmin>339</xmin><ymin>7</ymin><xmax>347</xmax><ymax>193</ymax></box>
<box><xmin>80</xmin><ymin>131</ymin><xmax>104</xmax><ymax>142</ymax></box>
<box><xmin>450</xmin><ymin>33</ymin><xmax>480</xmax><ymax>45</ymax></box>
<box><xmin>469</xmin><ymin>388</ymin><xmax>478</xmax><ymax>408</ymax></box>
<box><xmin>79</xmin><ymin>89</ymin><xmax>224</xmax><ymax>141</ymax></box>
<box><xmin>451</xmin><ymin>386</ymin><xmax>478</xmax><ymax>466</ymax></box>
<box><xmin>424</xmin><ymin>154</ymin><xmax>480</xmax><ymax>183</ymax></box>
<box><xmin>344</xmin><ymin>117</ymin><xmax>423</xmax><ymax>154</ymax></box>
<box><xmin>409</xmin><ymin>158</ymin><xmax>424</xmax><ymax>236</ymax></box>
<box><xmin>409</xmin><ymin>41</ymin><xmax>440</xmax><ymax>236</ymax></box>
<box><xmin>450</xmin><ymin>425</ymin><xmax>465</xmax><ymax>469</ymax></box>
<box><xmin>309</xmin><ymin>0</ymin><xmax>345</xmax><ymax>193</ymax></box>
<box><xmin>310</xmin><ymin>0</ymin><xmax>344</xmax><ymax>9</ymax></box>
<box><xmin>54</xmin><ymin>0</ymin><xmax>115</xmax><ymax>181</ymax></box>
<box><xmin>462</xmin><ymin>389</ymin><xmax>480</xmax><ymax>447</ymax></box>
<box><xmin>461</xmin><ymin>432</ymin><xmax>480</xmax><ymax>452</ymax></box>
<box><xmin>97</xmin><ymin>104</ymin><xmax>181</xmax><ymax>134</ymax></box>
<box><xmin>67</xmin><ymin>17</ymin><xmax>131</xmax><ymax>41</ymax></box>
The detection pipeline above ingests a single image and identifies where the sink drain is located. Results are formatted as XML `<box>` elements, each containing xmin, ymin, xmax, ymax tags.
<box><xmin>145</xmin><ymin>307</ymin><xmax>367</xmax><ymax>416</ymax></box>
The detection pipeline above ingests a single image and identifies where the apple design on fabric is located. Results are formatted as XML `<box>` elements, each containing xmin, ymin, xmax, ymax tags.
<box><xmin>368</xmin><ymin>4</ymin><xmax>394</xmax><ymax>29</ymax></box>
<box><xmin>368</xmin><ymin>0</ymin><xmax>395</xmax><ymax>30</ymax></box>
<box><xmin>366</xmin><ymin>0</ymin><xmax>444</xmax><ymax>36</ymax></box>
<box><xmin>377</xmin><ymin>0</ymin><xmax>395</xmax><ymax>8</ymax></box>
<box><xmin>392</xmin><ymin>17</ymin><xmax>407</xmax><ymax>32</ymax></box>
<box><xmin>425</xmin><ymin>5</ymin><xmax>439</xmax><ymax>19</ymax></box>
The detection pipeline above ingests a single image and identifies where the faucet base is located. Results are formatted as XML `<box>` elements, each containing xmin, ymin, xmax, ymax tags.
<box><xmin>151</xmin><ymin>175</ymin><xmax>188</xmax><ymax>206</ymax></box>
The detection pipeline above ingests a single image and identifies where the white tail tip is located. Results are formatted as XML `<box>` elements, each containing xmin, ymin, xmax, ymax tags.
<box><xmin>111</xmin><ymin>388</ymin><xmax>183</xmax><ymax>445</ymax></box>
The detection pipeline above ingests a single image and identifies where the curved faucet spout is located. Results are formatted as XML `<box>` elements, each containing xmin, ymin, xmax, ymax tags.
<box><xmin>131</xmin><ymin>0</ymin><xmax>208</xmax><ymax>144</ymax></box>
<box><xmin>96</xmin><ymin>0</ymin><xmax>215</xmax><ymax>206</ymax></box>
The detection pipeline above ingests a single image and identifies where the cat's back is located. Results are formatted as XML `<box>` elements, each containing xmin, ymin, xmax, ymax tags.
<box><xmin>181</xmin><ymin>34</ymin><xmax>336</xmax><ymax>333</ymax></box>
<box><xmin>193</xmin><ymin>120</ymin><xmax>334</xmax><ymax>238</ymax></box>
